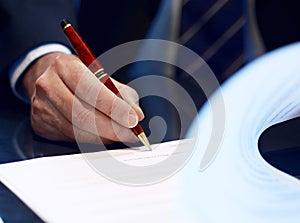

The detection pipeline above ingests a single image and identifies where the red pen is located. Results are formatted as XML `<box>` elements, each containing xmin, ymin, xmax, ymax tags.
<box><xmin>60</xmin><ymin>19</ymin><xmax>151</xmax><ymax>150</ymax></box>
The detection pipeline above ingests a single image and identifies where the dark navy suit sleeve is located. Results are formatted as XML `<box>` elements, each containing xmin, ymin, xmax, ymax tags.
<box><xmin>0</xmin><ymin>0</ymin><xmax>77</xmax><ymax>72</ymax></box>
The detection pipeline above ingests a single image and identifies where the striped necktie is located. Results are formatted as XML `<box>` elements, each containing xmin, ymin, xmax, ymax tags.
<box><xmin>127</xmin><ymin>0</ymin><xmax>247</xmax><ymax>142</ymax></box>
<box><xmin>179</xmin><ymin>0</ymin><xmax>246</xmax><ymax>81</ymax></box>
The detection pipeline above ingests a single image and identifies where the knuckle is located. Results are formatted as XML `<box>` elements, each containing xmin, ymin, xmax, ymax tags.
<box><xmin>129</xmin><ymin>87</ymin><xmax>139</xmax><ymax>99</ymax></box>
<box><xmin>52</xmin><ymin>54</ymin><xmax>68</xmax><ymax>69</ymax></box>
<box><xmin>75</xmin><ymin>109</ymin><xmax>92</xmax><ymax>127</ymax></box>
<box><xmin>122</xmin><ymin>85</ymin><xmax>138</xmax><ymax>98</ymax></box>
<box><xmin>52</xmin><ymin>54</ymin><xmax>76</xmax><ymax>76</ymax></box>
<box><xmin>95</xmin><ymin>93</ymin><xmax>114</xmax><ymax>116</ymax></box>
<box><xmin>83</xmin><ymin>81</ymin><xmax>101</xmax><ymax>102</ymax></box>
<box><xmin>35</xmin><ymin>75</ymin><xmax>50</xmax><ymax>95</ymax></box>
<box><xmin>54</xmin><ymin>53</ymin><xmax>81</xmax><ymax>68</ymax></box>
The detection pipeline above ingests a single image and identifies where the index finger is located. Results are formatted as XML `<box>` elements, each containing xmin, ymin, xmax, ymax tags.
<box><xmin>54</xmin><ymin>55</ymin><xmax>139</xmax><ymax>128</ymax></box>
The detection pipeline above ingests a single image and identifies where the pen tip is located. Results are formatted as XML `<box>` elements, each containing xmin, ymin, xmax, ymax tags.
<box><xmin>137</xmin><ymin>132</ymin><xmax>151</xmax><ymax>151</ymax></box>
<box><xmin>60</xmin><ymin>19</ymin><xmax>71</xmax><ymax>29</ymax></box>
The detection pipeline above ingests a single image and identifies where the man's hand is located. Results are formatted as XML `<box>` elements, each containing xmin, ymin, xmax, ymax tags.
<box><xmin>22</xmin><ymin>52</ymin><xmax>144</xmax><ymax>144</ymax></box>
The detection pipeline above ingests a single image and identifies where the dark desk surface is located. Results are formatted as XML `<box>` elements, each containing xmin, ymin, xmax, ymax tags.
<box><xmin>0</xmin><ymin>82</ymin><xmax>300</xmax><ymax>223</ymax></box>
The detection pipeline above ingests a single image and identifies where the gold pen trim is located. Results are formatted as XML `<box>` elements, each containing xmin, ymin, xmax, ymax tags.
<box><xmin>137</xmin><ymin>132</ymin><xmax>151</xmax><ymax>150</ymax></box>
<box><xmin>63</xmin><ymin>23</ymin><xmax>71</xmax><ymax>30</ymax></box>
<box><xmin>94</xmin><ymin>68</ymin><xmax>107</xmax><ymax>80</ymax></box>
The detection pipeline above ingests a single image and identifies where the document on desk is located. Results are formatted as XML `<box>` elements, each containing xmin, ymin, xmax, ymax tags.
<box><xmin>0</xmin><ymin>140</ymin><xmax>195</xmax><ymax>223</ymax></box>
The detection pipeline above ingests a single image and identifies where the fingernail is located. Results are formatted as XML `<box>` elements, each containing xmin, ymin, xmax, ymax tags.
<box><xmin>128</xmin><ymin>113</ymin><xmax>138</xmax><ymax>128</ymax></box>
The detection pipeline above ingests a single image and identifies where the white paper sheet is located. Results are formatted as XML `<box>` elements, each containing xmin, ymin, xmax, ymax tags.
<box><xmin>0</xmin><ymin>140</ymin><xmax>194</xmax><ymax>223</ymax></box>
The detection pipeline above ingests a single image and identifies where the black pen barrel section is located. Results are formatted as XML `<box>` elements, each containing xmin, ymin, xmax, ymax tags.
<box><xmin>60</xmin><ymin>19</ymin><xmax>71</xmax><ymax>29</ymax></box>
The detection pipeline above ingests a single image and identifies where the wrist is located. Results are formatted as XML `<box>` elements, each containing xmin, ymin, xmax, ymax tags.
<box><xmin>22</xmin><ymin>52</ymin><xmax>66</xmax><ymax>101</ymax></box>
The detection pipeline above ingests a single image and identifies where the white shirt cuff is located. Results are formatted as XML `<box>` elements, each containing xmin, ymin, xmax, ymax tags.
<box><xmin>10</xmin><ymin>43</ymin><xmax>72</xmax><ymax>103</ymax></box>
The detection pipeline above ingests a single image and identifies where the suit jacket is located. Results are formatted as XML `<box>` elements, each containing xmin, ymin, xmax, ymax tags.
<box><xmin>0</xmin><ymin>0</ymin><xmax>160</xmax><ymax>75</ymax></box>
<box><xmin>1</xmin><ymin>0</ymin><xmax>300</xmax><ymax>74</ymax></box>
<box><xmin>0</xmin><ymin>0</ymin><xmax>76</xmax><ymax>73</ymax></box>
<box><xmin>2</xmin><ymin>0</ymin><xmax>300</xmax><ymax>72</ymax></box>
